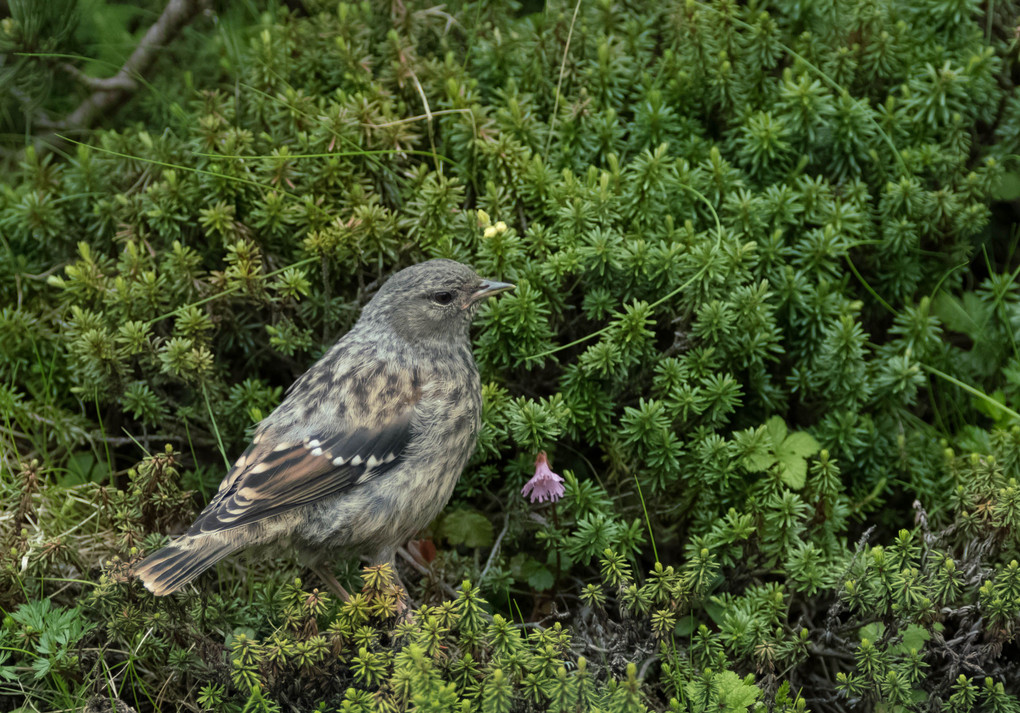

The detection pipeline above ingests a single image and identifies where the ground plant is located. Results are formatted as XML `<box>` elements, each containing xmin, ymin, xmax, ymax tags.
<box><xmin>2</xmin><ymin>0</ymin><xmax>1020</xmax><ymax>711</ymax></box>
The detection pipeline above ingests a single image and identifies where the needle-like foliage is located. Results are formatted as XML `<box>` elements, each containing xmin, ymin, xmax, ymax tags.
<box><xmin>2</xmin><ymin>0</ymin><xmax>1020</xmax><ymax>711</ymax></box>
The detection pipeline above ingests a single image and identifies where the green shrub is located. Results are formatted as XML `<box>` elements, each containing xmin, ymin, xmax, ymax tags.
<box><xmin>2</xmin><ymin>0</ymin><xmax>1020</xmax><ymax>710</ymax></box>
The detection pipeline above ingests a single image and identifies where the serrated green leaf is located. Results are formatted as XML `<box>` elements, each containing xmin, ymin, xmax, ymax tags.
<box><xmin>689</xmin><ymin>673</ymin><xmax>762</xmax><ymax>709</ymax></box>
<box><xmin>764</xmin><ymin>415</ymin><xmax>787</xmax><ymax>447</ymax></box>
<box><xmin>780</xmin><ymin>431</ymin><xmax>819</xmax><ymax>459</ymax></box>
<box><xmin>777</xmin><ymin>451</ymin><xmax>807</xmax><ymax>489</ymax></box>
<box><xmin>741</xmin><ymin>451</ymin><xmax>776</xmax><ymax>472</ymax></box>
<box><xmin>896</xmin><ymin>624</ymin><xmax>931</xmax><ymax>654</ymax></box>
<box><xmin>514</xmin><ymin>555</ymin><xmax>555</xmax><ymax>591</ymax></box>
<box><xmin>711</xmin><ymin>670</ymin><xmax>760</xmax><ymax>712</ymax></box>
<box><xmin>526</xmin><ymin>566</ymin><xmax>555</xmax><ymax>591</ymax></box>
<box><xmin>439</xmin><ymin>509</ymin><xmax>494</xmax><ymax>548</ymax></box>
<box><xmin>932</xmin><ymin>293</ymin><xmax>990</xmax><ymax>338</ymax></box>
<box><xmin>859</xmin><ymin>622</ymin><xmax>885</xmax><ymax>642</ymax></box>
<box><xmin>31</xmin><ymin>656</ymin><xmax>52</xmax><ymax>680</ymax></box>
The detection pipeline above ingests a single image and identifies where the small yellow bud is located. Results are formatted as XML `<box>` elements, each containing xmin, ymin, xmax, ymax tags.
<box><xmin>494</xmin><ymin>221</ymin><xmax>508</xmax><ymax>233</ymax></box>
<box><xmin>476</xmin><ymin>209</ymin><xmax>491</xmax><ymax>228</ymax></box>
<box><xmin>483</xmin><ymin>226</ymin><xmax>498</xmax><ymax>239</ymax></box>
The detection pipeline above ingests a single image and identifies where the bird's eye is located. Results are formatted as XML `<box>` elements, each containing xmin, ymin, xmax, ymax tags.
<box><xmin>432</xmin><ymin>291</ymin><xmax>454</xmax><ymax>305</ymax></box>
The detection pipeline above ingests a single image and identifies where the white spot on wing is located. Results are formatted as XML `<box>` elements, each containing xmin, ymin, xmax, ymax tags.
<box><xmin>307</xmin><ymin>439</ymin><xmax>321</xmax><ymax>448</ymax></box>
<box><xmin>366</xmin><ymin>455</ymin><xmax>379</xmax><ymax>468</ymax></box>
<box><xmin>333</xmin><ymin>456</ymin><xmax>346</xmax><ymax>466</ymax></box>
<box><xmin>350</xmin><ymin>455</ymin><xmax>363</xmax><ymax>466</ymax></box>
<box><xmin>311</xmin><ymin>447</ymin><xmax>323</xmax><ymax>457</ymax></box>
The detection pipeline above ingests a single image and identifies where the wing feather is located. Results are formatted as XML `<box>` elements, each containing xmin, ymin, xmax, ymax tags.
<box><xmin>188</xmin><ymin>362</ymin><xmax>418</xmax><ymax>535</ymax></box>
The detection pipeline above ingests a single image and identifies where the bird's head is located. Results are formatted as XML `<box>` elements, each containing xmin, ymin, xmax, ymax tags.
<box><xmin>363</xmin><ymin>259</ymin><xmax>515</xmax><ymax>344</ymax></box>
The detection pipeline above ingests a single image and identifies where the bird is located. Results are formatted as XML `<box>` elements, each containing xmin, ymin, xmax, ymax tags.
<box><xmin>134</xmin><ymin>259</ymin><xmax>514</xmax><ymax>597</ymax></box>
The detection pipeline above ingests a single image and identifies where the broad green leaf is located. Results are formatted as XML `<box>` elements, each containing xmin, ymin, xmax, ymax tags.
<box><xmin>932</xmin><ymin>293</ymin><xmax>990</xmax><ymax>338</ymax></box>
<box><xmin>859</xmin><ymin>622</ymin><xmax>885</xmax><ymax>642</ymax></box>
<box><xmin>992</xmin><ymin>170</ymin><xmax>1020</xmax><ymax>201</ymax></box>
<box><xmin>777</xmin><ymin>451</ymin><xmax>807</xmax><ymax>489</ymax></box>
<box><xmin>780</xmin><ymin>431</ymin><xmax>819</xmax><ymax>459</ymax></box>
<box><xmin>674</xmin><ymin>615</ymin><xmax>697</xmax><ymax>637</ymax></box>
<box><xmin>513</xmin><ymin>555</ymin><xmax>555</xmax><ymax>591</ymax></box>
<box><xmin>704</xmin><ymin>597</ymin><xmax>728</xmax><ymax>626</ymax></box>
<box><xmin>742</xmin><ymin>450</ymin><xmax>776</xmax><ymax>472</ymax></box>
<box><xmin>59</xmin><ymin>451</ymin><xmax>110</xmax><ymax>486</ymax></box>
<box><xmin>526</xmin><ymin>566</ymin><xmax>554</xmax><ymax>591</ymax></box>
<box><xmin>764</xmin><ymin>415</ymin><xmax>787</xmax><ymax>447</ymax></box>
<box><xmin>895</xmin><ymin>624</ymin><xmax>931</xmax><ymax>654</ymax></box>
<box><xmin>439</xmin><ymin>510</ymin><xmax>494</xmax><ymax>548</ymax></box>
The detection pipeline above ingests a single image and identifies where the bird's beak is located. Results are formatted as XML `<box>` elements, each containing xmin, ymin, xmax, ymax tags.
<box><xmin>466</xmin><ymin>279</ymin><xmax>515</xmax><ymax>306</ymax></box>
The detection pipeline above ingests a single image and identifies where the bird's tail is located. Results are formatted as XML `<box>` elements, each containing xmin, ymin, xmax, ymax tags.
<box><xmin>133</xmin><ymin>535</ymin><xmax>238</xmax><ymax>595</ymax></box>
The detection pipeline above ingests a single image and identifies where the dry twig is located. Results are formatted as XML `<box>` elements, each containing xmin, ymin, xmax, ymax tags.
<box><xmin>37</xmin><ymin>0</ymin><xmax>206</xmax><ymax>149</ymax></box>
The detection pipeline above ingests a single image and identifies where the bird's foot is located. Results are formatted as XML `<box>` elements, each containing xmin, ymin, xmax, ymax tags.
<box><xmin>394</xmin><ymin>589</ymin><xmax>414</xmax><ymax>623</ymax></box>
<box><xmin>389</xmin><ymin>565</ymin><xmax>416</xmax><ymax>618</ymax></box>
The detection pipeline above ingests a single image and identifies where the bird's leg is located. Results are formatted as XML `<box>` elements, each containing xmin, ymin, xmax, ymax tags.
<box><xmin>397</xmin><ymin>544</ymin><xmax>432</xmax><ymax>575</ymax></box>
<box><xmin>392</xmin><ymin>569</ymin><xmax>413</xmax><ymax>619</ymax></box>
<box><xmin>397</xmin><ymin>545</ymin><xmax>459</xmax><ymax>600</ymax></box>
<box><xmin>312</xmin><ymin>564</ymin><xmax>352</xmax><ymax>602</ymax></box>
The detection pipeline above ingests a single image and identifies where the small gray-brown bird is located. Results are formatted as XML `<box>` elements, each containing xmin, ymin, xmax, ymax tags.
<box><xmin>135</xmin><ymin>259</ymin><xmax>513</xmax><ymax>596</ymax></box>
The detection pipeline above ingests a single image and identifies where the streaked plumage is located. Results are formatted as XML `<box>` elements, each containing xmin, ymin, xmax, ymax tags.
<box><xmin>134</xmin><ymin>259</ymin><xmax>513</xmax><ymax>595</ymax></box>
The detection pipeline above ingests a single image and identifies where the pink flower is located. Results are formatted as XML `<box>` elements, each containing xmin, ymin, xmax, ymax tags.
<box><xmin>522</xmin><ymin>452</ymin><xmax>565</xmax><ymax>504</ymax></box>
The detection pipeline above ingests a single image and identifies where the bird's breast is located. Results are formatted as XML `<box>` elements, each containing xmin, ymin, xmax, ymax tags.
<box><xmin>299</xmin><ymin>349</ymin><xmax>482</xmax><ymax>556</ymax></box>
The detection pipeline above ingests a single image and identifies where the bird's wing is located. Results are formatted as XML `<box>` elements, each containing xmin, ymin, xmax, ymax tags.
<box><xmin>187</xmin><ymin>362</ymin><xmax>420</xmax><ymax>535</ymax></box>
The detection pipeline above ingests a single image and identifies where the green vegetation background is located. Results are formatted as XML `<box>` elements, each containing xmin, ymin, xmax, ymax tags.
<box><xmin>2</xmin><ymin>0</ymin><xmax>1020</xmax><ymax>711</ymax></box>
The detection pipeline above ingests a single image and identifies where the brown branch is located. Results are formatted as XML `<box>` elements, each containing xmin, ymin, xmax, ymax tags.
<box><xmin>39</xmin><ymin>0</ymin><xmax>206</xmax><ymax>146</ymax></box>
<box><xmin>60</xmin><ymin>63</ymin><xmax>135</xmax><ymax>93</ymax></box>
